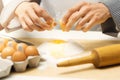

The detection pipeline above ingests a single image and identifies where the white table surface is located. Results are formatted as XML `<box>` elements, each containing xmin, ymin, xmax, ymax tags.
<box><xmin>0</xmin><ymin>30</ymin><xmax>120</xmax><ymax>80</ymax></box>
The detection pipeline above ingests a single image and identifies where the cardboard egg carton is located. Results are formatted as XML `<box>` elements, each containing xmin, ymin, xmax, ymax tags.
<box><xmin>0</xmin><ymin>58</ymin><xmax>13</xmax><ymax>78</ymax></box>
<box><xmin>0</xmin><ymin>55</ymin><xmax>40</xmax><ymax>78</ymax></box>
<box><xmin>0</xmin><ymin>37</ymin><xmax>41</xmax><ymax>78</ymax></box>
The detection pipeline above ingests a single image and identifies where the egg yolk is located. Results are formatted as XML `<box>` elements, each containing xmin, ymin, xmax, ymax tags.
<box><xmin>51</xmin><ymin>40</ymin><xmax>66</xmax><ymax>44</ymax></box>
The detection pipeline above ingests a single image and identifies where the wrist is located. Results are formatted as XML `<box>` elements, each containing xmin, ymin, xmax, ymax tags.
<box><xmin>100</xmin><ymin>3</ymin><xmax>111</xmax><ymax>18</ymax></box>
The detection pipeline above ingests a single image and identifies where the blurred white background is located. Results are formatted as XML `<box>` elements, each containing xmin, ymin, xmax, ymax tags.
<box><xmin>2</xmin><ymin>0</ymin><xmax>12</xmax><ymax>6</ymax></box>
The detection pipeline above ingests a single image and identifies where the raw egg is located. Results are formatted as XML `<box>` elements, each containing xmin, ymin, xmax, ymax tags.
<box><xmin>1</xmin><ymin>47</ymin><xmax>15</xmax><ymax>59</ymax></box>
<box><xmin>51</xmin><ymin>40</ymin><xmax>66</xmax><ymax>44</ymax></box>
<box><xmin>12</xmin><ymin>50</ymin><xmax>27</xmax><ymax>62</ymax></box>
<box><xmin>25</xmin><ymin>46</ymin><xmax>39</xmax><ymax>57</ymax></box>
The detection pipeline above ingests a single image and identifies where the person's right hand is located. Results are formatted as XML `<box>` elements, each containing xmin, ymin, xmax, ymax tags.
<box><xmin>15</xmin><ymin>2</ymin><xmax>54</xmax><ymax>32</ymax></box>
<box><xmin>61</xmin><ymin>2</ymin><xmax>111</xmax><ymax>32</ymax></box>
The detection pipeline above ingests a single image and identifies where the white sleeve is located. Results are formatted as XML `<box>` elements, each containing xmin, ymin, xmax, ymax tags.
<box><xmin>0</xmin><ymin>0</ymin><xmax>30</xmax><ymax>32</ymax></box>
<box><xmin>0</xmin><ymin>0</ymin><xmax>3</xmax><ymax>13</ymax></box>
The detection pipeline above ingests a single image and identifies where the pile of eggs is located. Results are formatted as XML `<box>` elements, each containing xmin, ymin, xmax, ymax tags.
<box><xmin>0</xmin><ymin>38</ymin><xmax>41</xmax><ymax>72</ymax></box>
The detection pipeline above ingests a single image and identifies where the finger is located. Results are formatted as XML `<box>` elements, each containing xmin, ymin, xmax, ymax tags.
<box><xmin>18</xmin><ymin>15</ymin><xmax>33</xmax><ymax>32</ymax></box>
<box><xmin>31</xmin><ymin>24</ymin><xmax>45</xmax><ymax>31</ymax></box>
<box><xmin>62</xmin><ymin>1</ymin><xmax>88</xmax><ymax>24</ymax></box>
<box><xmin>24</xmin><ymin>15</ymin><xmax>47</xmax><ymax>31</ymax></box>
<box><xmin>65</xmin><ymin>12</ymin><xmax>80</xmax><ymax>31</ymax></box>
<box><xmin>26</xmin><ymin>7</ymin><xmax>50</xmax><ymax>30</ymax></box>
<box><xmin>33</xmin><ymin>24</ymin><xmax>45</xmax><ymax>31</ymax></box>
<box><xmin>65</xmin><ymin>5</ymin><xmax>91</xmax><ymax>31</ymax></box>
<box><xmin>26</xmin><ymin>7</ymin><xmax>40</xmax><ymax>23</ymax></box>
<box><xmin>32</xmin><ymin>3</ymin><xmax>53</xmax><ymax>24</ymax></box>
<box><xmin>76</xmin><ymin>11</ymin><xmax>94</xmax><ymax>30</ymax></box>
<box><xmin>37</xmin><ymin>18</ymin><xmax>52</xmax><ymax>30</ymax></box>
<box><xmin>82</xmin><ymin>17</ymin><xmax>97</xmax><ymax>32</ymax></box>
<box><xmin>23</xmin><ymin>15</ymin><xmax>36</xmax><ymax>30</ymax></box>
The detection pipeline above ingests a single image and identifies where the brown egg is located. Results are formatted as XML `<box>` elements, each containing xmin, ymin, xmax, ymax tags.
<box><xmin>7</xmin><ymin>41</ymin><xmax>17</xmax><ymax>49</ymax></box>
<box><xmin>16</xmin><ymin>43</ymin><xmax>28</xmax><ymax>52</ymax></box>
<box><xmin>1</xmin><ymin>47</ymin><xmax>15</xmax><ymax>59</ymax></box>
<box><xmin>0</xmin><ymin>43</ymin><xmax>5</xmax><ymax>52</ymax></box>
<box><xmin>0</xmin><ymin>38</ymin><xmax>9</xmax><ymax>52</ymax></box>
<box><xmin>12</xmin><ymin>51</ymin><xmax>27</xmax><ymax>62</ymax></box>
<box><xmin>51</xmin><ymin>39</ymin><xmax>66</xmax><ymax>44</ymax></box>
<box><xmin>0</xmin><ymin>38</ymin><xmax>9</xmax><ymax>44</ymax></box>
<box><xmin>2</xmin><ymin>38</ymin><xmax>9</xmax><ymax>46</ymax></box>
<box><xmin>25</xmin><ymin>46</ymin><xmax>39</xmax><ymax>57</ymax></box>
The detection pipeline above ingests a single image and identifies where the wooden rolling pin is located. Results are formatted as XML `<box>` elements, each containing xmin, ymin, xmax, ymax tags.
<box><xmin>57</xmin><ymin>44</ymin><xmax>120</xmax><ymax>68</ymax></box>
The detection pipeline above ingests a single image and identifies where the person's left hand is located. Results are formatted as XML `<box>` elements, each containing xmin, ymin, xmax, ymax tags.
<box><xmin>61</xmin><ymin>2</ymin><xmax>111</xmax><ymax>32</ymax></box>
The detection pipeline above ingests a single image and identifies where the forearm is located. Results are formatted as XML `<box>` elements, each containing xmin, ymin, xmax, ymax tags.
<box><xmin>99</xmin><ymin>0</ymin><xmax>120</xmax><ymax>37</ymax></box>
<box><xmin>0</xmin><ymin>0</ymin><xmax>31</xmax><ymax>29</ymax></box>
<box><xmin>101</xmin><ymin>18</ymin><xmax>119</xmax><ymax>37</ymax></box>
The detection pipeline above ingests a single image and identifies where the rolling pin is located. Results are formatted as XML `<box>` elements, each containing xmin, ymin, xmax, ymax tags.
<box><xmin>57</xmin><ymin>44</ymin><xmax>120</xmax><ymax>68</ymax></box>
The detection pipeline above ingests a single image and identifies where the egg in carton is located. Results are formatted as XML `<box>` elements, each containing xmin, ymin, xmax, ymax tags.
<box><xmin>0</xmin><ymin>38</ymin><xmax>41</xmax><ymax>78</ymax></box>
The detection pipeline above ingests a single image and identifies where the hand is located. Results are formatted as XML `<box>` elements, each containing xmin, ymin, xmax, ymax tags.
<box><xmin>61</xmin><ymin>2</ymin><xmax>111</xmax><ymax>32</ymax></box>
<box><xmin>15</xmin><ymin>2</ymin><xmax>54</xmax><ymax>32</ymax></box>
